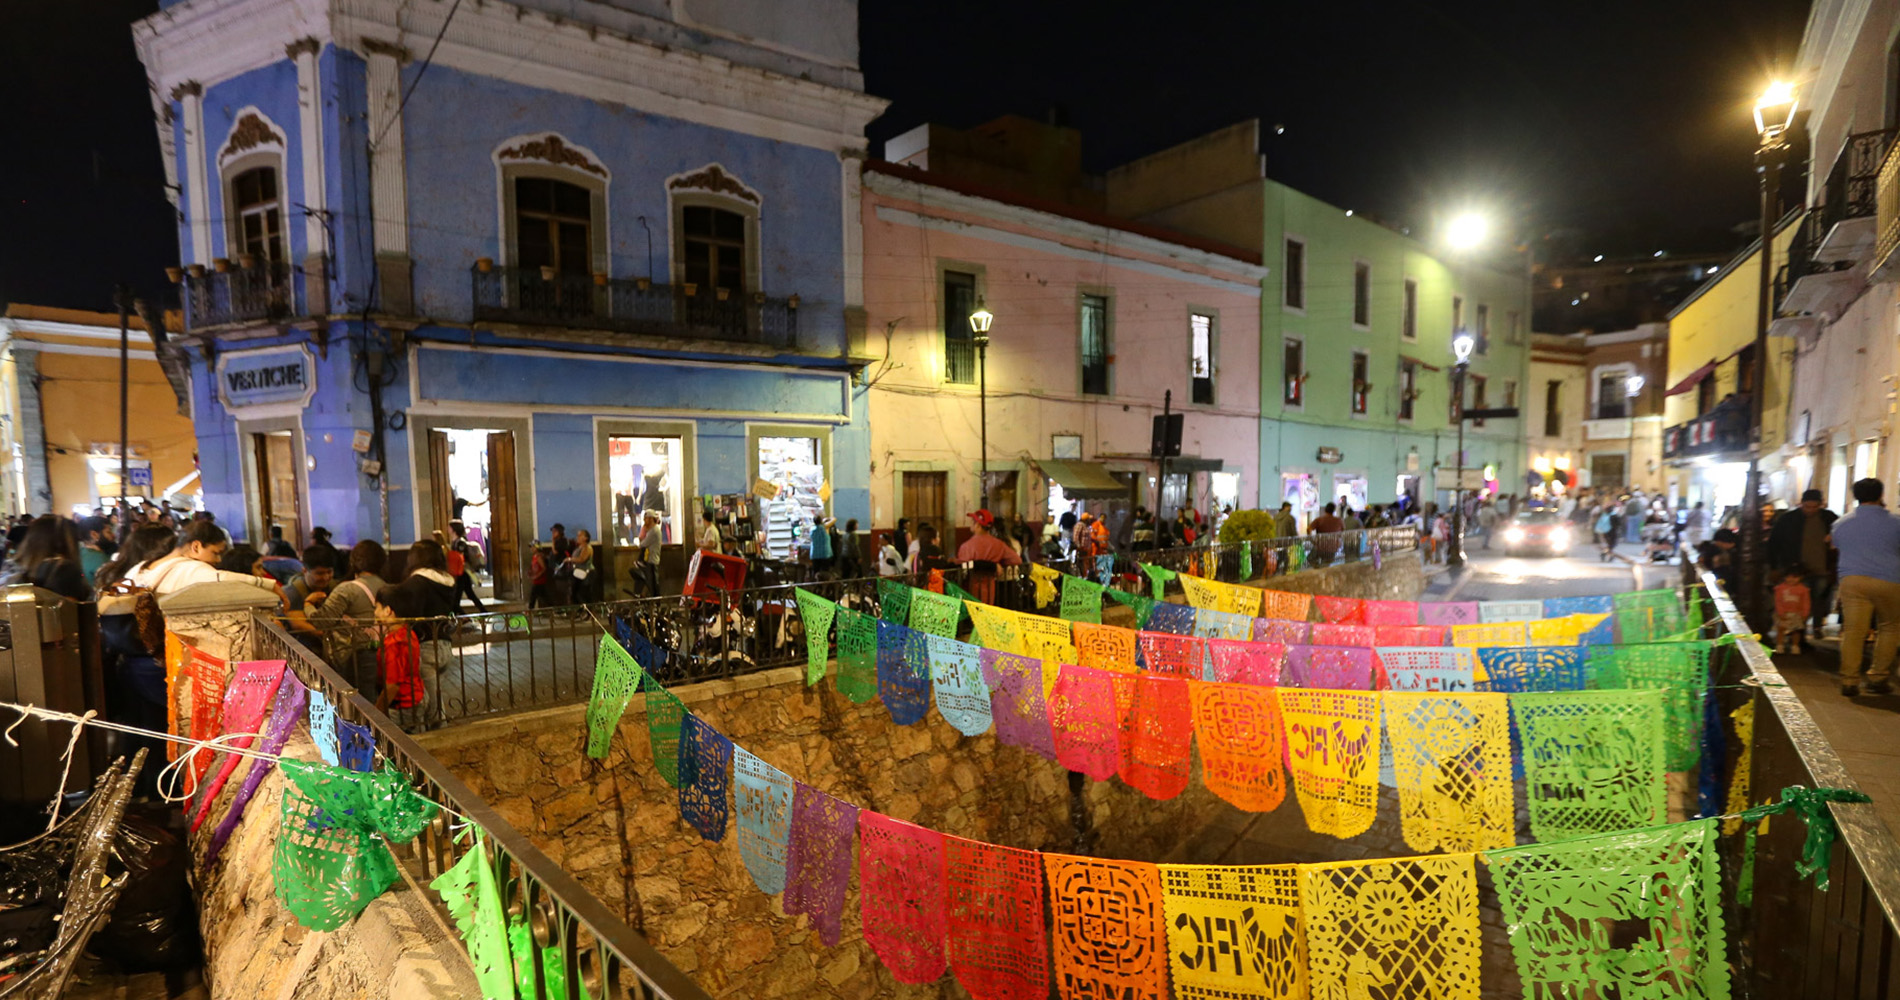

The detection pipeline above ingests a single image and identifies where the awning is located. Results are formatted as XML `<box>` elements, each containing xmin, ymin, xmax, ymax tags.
<box><xmin>1033</xmin><ymin>459</ymin><xmax>1130</xmax><ymax>499</ymax></box>
<box><xmin>1666</xmin><ymin>360</ymin><xmax>1717</xmax><ymax>396</ymax></box>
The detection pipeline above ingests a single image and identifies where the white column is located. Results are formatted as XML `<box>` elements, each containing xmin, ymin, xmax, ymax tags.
<box><xmin>291</xmin><ymin>39</ymin><xmax>326</xmax><ymax>260</ymax></box>
<box><xmin>840</xmin><ymin>152</ymin><xmax>864</xmax><ymax>308</ymax></box>
<box><xmin>177</xmin><ymin>82</ymin><xmax>212</xmax><ymax>265</ymax></box>
<box><xmin>364</xmin><ymin>42</ymin><xmax>409</xmax><ymax>258</ymax></box>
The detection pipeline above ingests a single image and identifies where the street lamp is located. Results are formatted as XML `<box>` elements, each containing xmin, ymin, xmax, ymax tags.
<box><xmin>969</xmin><ymin>298</ymin><xmax>995</xmax><ymax>510</ymax></box>
<box><xmin>1445</xmin><ymin>212</ymin><xmax>1488</xmax><ymax>251</ymax></box>
<box><xmin>1737</xmin><ymin>81</ymin><xmax>1798</xmax><ymax>628</ymax></box>
<box><xmin>1447</xmin><ymin>329</ymin><xmax>1476</xmax><ymax>567</ymax></box>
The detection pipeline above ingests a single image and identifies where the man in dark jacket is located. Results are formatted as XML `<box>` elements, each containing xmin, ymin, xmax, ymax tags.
<box><xmin>1769</xmin><ymin>489</ymin><xmax>1839</xmax><ymax>641</ymax></box>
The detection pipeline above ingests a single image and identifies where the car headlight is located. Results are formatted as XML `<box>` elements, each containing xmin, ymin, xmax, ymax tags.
<box><xmin>1504</xmin><ymin>527</ymin><xmax>1525</xmax><ymax>543</ymax></box>
<box><xmin>1549</xmin><ymin>528</ymin><xmax>1571</xmax><ymax>548</ymax></box>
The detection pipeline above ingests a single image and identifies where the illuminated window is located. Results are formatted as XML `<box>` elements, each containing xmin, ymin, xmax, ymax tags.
<box><xmin>1190</xmin><ymin>312</ymin><xmax>1215</xmax><ymax>405</ymax></box>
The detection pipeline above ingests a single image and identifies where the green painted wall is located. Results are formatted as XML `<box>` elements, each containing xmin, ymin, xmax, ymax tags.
<box><xmin>1258</xmin><ymin>181</ymin><xmax>1530</xmax><ymax>511</ymax></box>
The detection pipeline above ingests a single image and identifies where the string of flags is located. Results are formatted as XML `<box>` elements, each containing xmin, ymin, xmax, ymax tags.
<box><xmin>581</xmin><ymin>584</ymin><xmax>1859</xmax><ymax>1000</ymax></box>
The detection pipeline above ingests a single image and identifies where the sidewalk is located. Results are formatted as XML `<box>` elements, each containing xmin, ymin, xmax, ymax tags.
<box><xmin>1772</xmin><ymin>642</ymin><xmax>1900</xmax><ymax>839</ymax></box>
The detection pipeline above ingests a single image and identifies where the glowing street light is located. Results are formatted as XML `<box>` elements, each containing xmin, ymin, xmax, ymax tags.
<box><xmin>1754</xmin><ymin>80</ymin><xmax>1798</xmax><ymax>139</ymax></box>
<box><xmin>1451</xmin><ymin>329</ymin><xmax>1476</xmax><ymax>363</ymax></box>
<box><xmin>1445</xmin><ymin>212</ymin><xmax>1488</xmax><ymax>251</ymax></box>
<box><xmin>970</xmin><ymin>298</ymin><xmax>995</xmax><ymax>509</ymax></box>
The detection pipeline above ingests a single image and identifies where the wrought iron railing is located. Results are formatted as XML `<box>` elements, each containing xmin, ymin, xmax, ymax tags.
<box><xmin>1664</xmin><ymin>411</ymin><xmax>1751</xmax><ymax>460</ymax></box>
<box><xmin>179</xmin><ymin>260</ymin><xmax>296</xmax><ymax>330</ymax></box>
<box><xmin>470</xmin><ymin>265</ymin><xmax>798</xmax><ymax>348</ymax></box>
<box><xmin>1820</xmin><ymin>129</ymin><xmax>1895</xmax><ymax>228</ymax></box>
<box><xmin>295</xmin><ymin>528</ymin><xmax>1419</xmax><ymax>730</ymax></box>
<box><xmin>250</xmin><ymin>615</ymin><xmax>712</xmax><ymax>1000</ymax></box>
<box><xmin>1693</xmin><ymin>561</ymin><xmax>1900</xmax><ymax>994</ymax></box>
<box><xmin>1876</xmin><ymin>136</ymin><xmax>1900</xmax><ymax>278</ymax></box>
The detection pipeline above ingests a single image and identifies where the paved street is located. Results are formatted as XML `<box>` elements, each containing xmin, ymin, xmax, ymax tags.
<box><xmin>1423</xmin><ymin>534</ymin><xmax>1660</xmax><ymax>603</ymax></box>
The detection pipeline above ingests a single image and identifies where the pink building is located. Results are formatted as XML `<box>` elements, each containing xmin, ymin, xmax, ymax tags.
<box><xmin>860</xmin><ymin>157</ymin><xmax>1264</xmax><ymax>544</ymax></box>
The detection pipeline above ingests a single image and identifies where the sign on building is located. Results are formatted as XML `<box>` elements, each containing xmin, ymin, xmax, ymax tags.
<box><xmin>216</xmin><ymin>344</ymin><xmax>317</xmax><ymax>411</ymax></box>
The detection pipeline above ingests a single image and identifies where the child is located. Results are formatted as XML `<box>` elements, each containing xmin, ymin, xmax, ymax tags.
<box><xmin>528</xmin><ymin>542</ymin><xmax>552</xmax><ymax>609</ymax></box>
<box><xmin>374</xmin><ymin>584</ymin><xmax>425</xmax><ymax>714</ymax></box>
<box><xmin>1774</xmin><ymin>568</ymin><xmax>1812</xmax><ymax>654</ymax></box>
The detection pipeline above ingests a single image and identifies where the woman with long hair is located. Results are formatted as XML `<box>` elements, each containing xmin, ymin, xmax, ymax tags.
<box><xmin>96</xmin><ymin>523</ymin><xmax>178</xmax><ymax>591</ymax></box>
<box><xmin>7</xmin><ymin>515</ymin><xmax>91</xmax><ymax>601</ymax></box>
<box><xmin>396</xmin><ymin>538</ymin><xmax>459</xmax><ymax>726</ymax></box>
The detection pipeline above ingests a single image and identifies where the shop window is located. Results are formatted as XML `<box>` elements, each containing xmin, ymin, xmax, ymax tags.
<box><xmin>609</xmin><ymin>436</ymin><xmax>684</xmax><ymax>546</ymax></box>
<box><xmin>758</xmin><ymin>436</ymin><xmax>826</xmax><ymax>559</ymax></box>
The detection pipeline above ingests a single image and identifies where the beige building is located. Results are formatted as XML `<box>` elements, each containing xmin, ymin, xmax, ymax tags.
<box><xmin>1526</xmin><ymin>323</ymin><xmax>1668</xmax><ymax>495</ymax></box>
<box><xmin>0</xmin><ymin>305</ymin><xmax>197</xmax><ymax>515</ymax></box>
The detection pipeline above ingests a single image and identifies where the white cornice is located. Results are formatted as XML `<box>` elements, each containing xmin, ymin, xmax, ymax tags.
<box><xmin>863</xmin><ymin>170</ymin><xmax>1268</xmax><ymax>285</ymax></box>
<box><xmin>134</xmin><ymin>0</ymin><xmax>887</xmax><ymax>154</ymax></box>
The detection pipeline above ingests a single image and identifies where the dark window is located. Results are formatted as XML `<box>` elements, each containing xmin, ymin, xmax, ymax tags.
<box><xmin>1284</xmin><ymin>239</ymin><xmax>1305</xmax><ymax>309</ymax></box>
<box><xmin>1504</xmin><ymin>379</ymin><xmax>1517</xmax><ymax>408</ymax></box>
<box><xmin>515</xmin><ymin>176</ymin><xmax>592</xmax><ymax>275</ymax></box>
<box><xmin>1190</xmin><ymin>313</ymin><xmax>1215</xmax><ymax>405</ymax></box>
<box><xmin>1452</xmin><ymin>295</ymin><xmax>1464</xmax><ymax>335</ymax></box>
<box><xmin>1544</xmin><ymin>379</ymin><xmax>1563</xmax><ymax>436</ymax></box>
<box><xmin>943</xmin><ymin>271</ymin><xmax>977</xmax><ymax>384</ymax></box>
<box><xmin>1450</xmin><ymin>371</ymin><xmax>1464</xmax><ymax>424</ymax></box>
<box><xmin>1597</xmin><ymin>373</ymin><xmax>1629</xmax><ymax>419</ymax></box>
<box><xmin>1350</xmin><ymin>351</ymin><xmax>1369</xmax><ymax>415</ymax></box>
<box><xmin>1080</xmin><ymin>293</ymin><xmax>1110</xmax><ymax>395</ymax></box>
<box><xmin>1471</xmin><ymin>374</ymin><xmax>1488</xmax><ymax>427</ymax></box>
<box><xmin>1352</xmin><ymin>262</ymin><xmax>1371</xmax><ymax>326</ymax></box>
<box><xmin>1402</xmin><ymin>279</ymin><xmax>1418</xmax><ymax>340</ymax></box>
<box><xmin>681</xmin><ymin>204</ymin><xmax>746</xmax><ymax>292</ymax></box>
<box><xmin>1283</xmin><ymin>338</ymin><xmax>1304</xmax><ymax>406</ymax></box>
<box><xmin>1507</xmin><ymin>310</ymin><xmax>1521</xmax><ymax>344</ymax></box>
<box><xmin>232</xmin><ymin>166</ymin><xmax>284</xmax><ymax>263</ymax></box>
<box><xmin>1475</xmin><ymin>303</ymin><xmax>1490</xmax><ymax>353</ymax></box>
<box><xmin>1696</xmin><ymin>376</ymin><xmax>1716</xmax><ymax>416</ymax></box>
<box><xmin>1399</xmin><ymin>361</ymin><xmax>1418</xmax><ymax>421</ymax></box>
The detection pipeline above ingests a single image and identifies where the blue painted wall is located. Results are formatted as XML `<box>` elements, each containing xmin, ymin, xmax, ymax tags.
<box><xmin>200</xmin><ymin>61</ymin><xmax>308</xmax><ymax>268</ymax></box>
<box><xmin>399</xmin><ymin>65</ymin><xmax>847</xmax><ymax>354</ymax></box>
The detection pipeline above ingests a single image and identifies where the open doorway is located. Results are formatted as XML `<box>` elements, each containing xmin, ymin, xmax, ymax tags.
<box><xmin>426</xmin><ymin>427</ymin><xmax>523</xmax><ymax>601</ymax></box>
<box><xmin>252</xmin><ymin>429</ymin><xmax>302</xmax><ymax>548</ymax></box>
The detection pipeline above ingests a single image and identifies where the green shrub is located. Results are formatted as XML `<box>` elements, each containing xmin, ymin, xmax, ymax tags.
<box><xmin>1219</xmin><ymin>509</ymin><xmax>1277</xmax><ymax>543</ymax></box>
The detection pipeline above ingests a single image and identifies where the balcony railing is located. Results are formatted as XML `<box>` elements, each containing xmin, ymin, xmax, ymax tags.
<box><xmin>179</xmin><ymin>260</ymin><xmax>296</xmax><ymax>330</ymax></box>
<box><xmin>1876</xmin><ymin>134</ymin><xmax>1900</xmax><ymax>278</ymax></box>
<box><xmin>1664</xmin><ymin>409</ymin><xmax>1751</xmax><ymax>460</ymax></box>
<box><xmin>471</xmin><ymin>265</ymin><xmax>798</xmax><ymax>349</ymax></box>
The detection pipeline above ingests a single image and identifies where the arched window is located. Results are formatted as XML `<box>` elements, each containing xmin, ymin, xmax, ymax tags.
<box><xmin>230</xmin><ymin>165</ymin><xmax>284</xmax><ymax>263</ymax></box>
<box><xmin>681</xmin><ymin>205</ymin><xmax>746</xmax><ymax>293</ymax></box>
<box><xmin>513</xmin><ymin>176</ymin><xmax>593</xmax><ymax>276</ymax></box>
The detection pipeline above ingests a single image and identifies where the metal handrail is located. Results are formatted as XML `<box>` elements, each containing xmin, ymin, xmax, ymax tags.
<box><xmin>1134</xmin><ymin>526</ymin><xmax>1421</xmax><ymax>584</ymax></box>
<box><xmin>250</xmin><ymin>613</ymin><xmax>712</xmax><ymax>1000</ymax></box>
<box><xmin>1695</xmin><ymin>562</ymin><xmax>1900</xmax><ymax>991</ymax></box>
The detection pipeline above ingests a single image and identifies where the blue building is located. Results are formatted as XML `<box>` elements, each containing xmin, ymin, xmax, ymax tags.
<box><xmin>133</xmin><ymin>0</ymin><xmax>885</xmax><ymax>596</ymax></box>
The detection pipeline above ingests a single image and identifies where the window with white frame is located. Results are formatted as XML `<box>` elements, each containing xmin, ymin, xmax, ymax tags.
<box><xmin>229</xmin><ymin>165</ymin><xmax>285</xmax><ymax>265</ymax></box>
<box><xmin>1350</xmin><ymin>350</ymin><xmax>1370</xmax><ymax>415</ymax></box>
<box><xmin>1284</xmin><ymin>238</ymin><xmax>1306</xmax><ymax>310</ymax></box>
<box><xmin>1283</xmin><ymin>336</ymin><xmax>1304</xmax><ymax>407</ymax></box>
<box><xmin>1190</xmin><ymin>312</ymin><xmax>1215</xmax><ymax>405</ymax></box>
<box><xmin>1352</xmin><ymin>261</ymin><xmax>1371</xmax><ymax>327</ymax></box>
<box><xmin>1402</xmin><ymin>278</ymin><xmax>1418</xmax><ymax>340</ymax></box>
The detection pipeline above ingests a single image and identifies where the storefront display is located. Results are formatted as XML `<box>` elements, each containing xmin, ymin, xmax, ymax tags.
<box><xmin>610</xmin><ymin>436</ymin><xmax>684</xmax><ymax>546</ymax></box>
<box><xmin>758</xmin><ymin>437</ymin><xmax>825</xmax><ymax>559</ymax></box>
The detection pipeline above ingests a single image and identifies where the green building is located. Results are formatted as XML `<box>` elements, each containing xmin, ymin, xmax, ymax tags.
<box><xmin>1107</xmin><ymin>121</ymin><xmax>1532</xmax><ymax>520</ymax></box>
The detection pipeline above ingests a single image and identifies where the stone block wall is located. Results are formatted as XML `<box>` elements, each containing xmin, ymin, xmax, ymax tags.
<box><xmin>420</xmin><ymin>667</ymin><xmax>1232</xmax><ymax>998</ymax></box>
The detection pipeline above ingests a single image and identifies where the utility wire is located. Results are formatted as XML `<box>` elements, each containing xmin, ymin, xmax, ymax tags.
<box><xmin>372</xmin><ymin>0</ymin><xmax>466</xmax><ymax>152</ymax></box>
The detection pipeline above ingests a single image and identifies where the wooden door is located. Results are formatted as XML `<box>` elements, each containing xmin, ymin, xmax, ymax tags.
<box><xmin>428</xmin><ymin>430</ymin><xmax>453</xmax><ymax>537</ymax></box>
<box><xmin>902</xmin><ymin>471</ymin><xmax>947</xmax><ymax>541</ymax></box>
<box><xmin>253</xmin><ymin>431</ymin><xmax>302</xmax><ymax>545</ymax></box>
<box><xmin>487</xmin><ymin>431</ymin><xmax>521</xmax><ymax>600</ymax></box>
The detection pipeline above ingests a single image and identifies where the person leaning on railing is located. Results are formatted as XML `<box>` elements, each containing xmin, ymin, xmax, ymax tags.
<box><xmin>309</xmin><ymin>540</ymin><xmax>390</xmax><ymax>693</ymax></box>
<box><xmin>125</xmin><ymin>520</ymin><xmax>281</xmax><ymax>598</ymax></box>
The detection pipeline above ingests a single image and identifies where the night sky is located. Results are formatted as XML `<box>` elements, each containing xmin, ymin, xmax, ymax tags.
<box><xmin>0</xmin><ymin>0</ymin><xmax>1806</xmax><ymax>312</ymax></box>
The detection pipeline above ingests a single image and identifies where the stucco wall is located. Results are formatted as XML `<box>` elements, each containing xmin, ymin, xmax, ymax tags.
<box><xmin>859</xmin><ymin>170</ymin><xmax>1263</xmax><ymax>528</ymax></box>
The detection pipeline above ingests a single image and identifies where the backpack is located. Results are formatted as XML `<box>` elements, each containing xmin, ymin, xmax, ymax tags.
<box><xmin>380</xmin><ymin>626</ymin><xmax>425</xmax><ymax>709</ymax></box>
<box><xmin>446</xmin><ymin>547</ymin><xmax>466</xmax><ymax>578</ymax></box>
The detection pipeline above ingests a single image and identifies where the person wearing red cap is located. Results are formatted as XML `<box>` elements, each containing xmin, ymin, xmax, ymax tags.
<box><xmin>957</xmin><ymin>509</ymin><xmax>1021</xmax><ymax>604</ymax></box>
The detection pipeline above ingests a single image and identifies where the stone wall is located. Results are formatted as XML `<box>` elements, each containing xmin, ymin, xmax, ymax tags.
<box><xmin>421</xmin><ymin>665</ymin><xmax>1233</xmax><ymax>999</ymax></box>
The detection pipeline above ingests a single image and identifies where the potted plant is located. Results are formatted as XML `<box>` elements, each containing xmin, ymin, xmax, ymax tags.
<box><xmin>540</xmin><ymin>265</ymin><xmax>557</xmax><ymax>282</ymax></box>
<box><xmin>165</xmin><ymin>266</ymin><xmax>184</xmax><ymax>283</ymax></box>
<box><xmin>635</xmin><ymin>277</ymin><xmax>651</xmax><ymax>291</ymax></box>
<box><xmin>593</xmin><ymin>272</ymin><xmax>609</xmax><ymax>287</ymax></box>
<box><xmin>475</xmin><ymin>257</ymin><xmax>494</xmax><ymax>273</ymax></box>
<box><xmin>682</xmin><ymin>282</ymin><xmax>698</xmax><ymax>297</ymax></box>
<box><xmin>212</xmin><ymin>257</ymin><xmax>230</xmax><ymax>273</ymax></box>
<box><xmin>788</xmin><ymin>294</ymin><xmax>800</xmax><ymax>309</ymax></box>
<box><xmin>716</xmin><ymin>287</ymin><xmax>730</xmax><ymax>301</ymax></box>
<box><xmin>752</xmin><ymin>291</ymin><xmax>766</xmax><ymax>305</ymax></box>
<box><xmin>188</xmin><ymin>264</ymin><xmax>206</xmax><ymax>279</ymax></box>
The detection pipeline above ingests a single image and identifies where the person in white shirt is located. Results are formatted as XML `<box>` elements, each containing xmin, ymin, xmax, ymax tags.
<box><xmin>127</xmin><ymin>520</ymin><xmax>279</xmax><ymax>597</ymax></box>
<box><xmin>698</xmin><ymin>507</ymin><xmax>723</xmax><ymax>552</ymax></box>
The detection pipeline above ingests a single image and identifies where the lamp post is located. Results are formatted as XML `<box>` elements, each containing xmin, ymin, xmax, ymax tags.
<box><xmin>970</xmin><ymin>298</ymin><xmax>995</xmax><ymax>511</ymax></box>
<box><xmin>1447</xmin><ymin>329</ymin><xmax>1476</xmax><ymax>567</ymax></box>
<box><xmin>1739</xmin><ymin>82</ymin><xmax>1797</xmax><ymax>627</ymax></box>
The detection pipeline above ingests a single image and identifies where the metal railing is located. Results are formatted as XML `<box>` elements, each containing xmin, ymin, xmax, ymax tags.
<box><xmin>1876</xmin><ymin>135</ymin><xmax>1900</xmax><ymax>278</ymax></box>
<box><xmin>0</xmin><ymin>585</ymin><xmax>107</xmax><ymax>813</ymax></box>
<box><xmin>297</xmin><ymin>528</ymin><xmax>1419</xmax><ymax>730</ymax></box>
<box><xmin>250</xmin><ymin>614</ymin><xmax>712</xmax><ymax>1000</ymax></box>
<box><xmin>471</xmin><ymin>265</ymin><xmax>798</xmax><ymax>348</ymax></box>
<box><xmin>1819</xmin><ymin>129</ymin><xmax>1894</xmax><ymax>230</ymax></box>
<box><xmin>1664</xmin><ymin>410</ymin><xmax>1751</xmax><ymax>460</ymax></box>
<box><xmin>180</xmin><ymin>260</ymin><xmax>297</xmax><ymax>330</ymax></box>
<box><xmin>1694</xmin><ymin>561</ymin><xmax>1900</xmax><ymax>994</ymax></box>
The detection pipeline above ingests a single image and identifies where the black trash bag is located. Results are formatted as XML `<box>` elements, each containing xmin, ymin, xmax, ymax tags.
<box><xmin>89</xmin><ymin>813</ymin><xmax>198</xmax><ymax>970</ymax></box>
<box><xmin>0</xmin><ymin>849</ymin><xmax>61</xmax><ymax>967</ymax></box>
